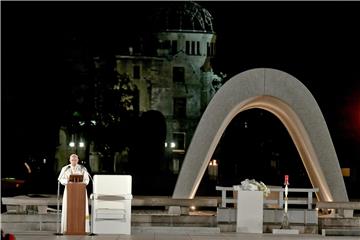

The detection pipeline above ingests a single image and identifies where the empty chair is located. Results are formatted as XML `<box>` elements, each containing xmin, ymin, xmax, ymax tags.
<box><xmin>91</xmin><ymin>175</ymin><xmax>132</xmax><ymax>234</ymax></box>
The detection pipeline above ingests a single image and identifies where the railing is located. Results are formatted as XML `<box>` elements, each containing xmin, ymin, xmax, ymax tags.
<box><xmin>216</xmin><ymin>186</ymin><xmax>319</xmax><ymax>210</ymax></box>
<box><xmin>1</xmin><ymin>195</ymin><xmax>219</xmax><ymax>214</ymax></box>
<box><xmin>316</xmin><ymin>201</ymin><xmax>360</xmax><ymax>210</ymax></box>
<box><xmin>215</xmin><ymin>186</ymin><xmax>235</xmax><ymax>208</ymax></box>
<box><xmin>316</xmin><ymin>201</ymin><xmax>360</xmax><ymax>218</ymax></box>
<box><xmin>2</xmin><ymin>195</ymin><xmax>58</xmax><ymax>214</ymax></box>
<box><xmin>132</xmin><ymin>196</ymin><xmax>218</xmax><ymax>207</ymax></box>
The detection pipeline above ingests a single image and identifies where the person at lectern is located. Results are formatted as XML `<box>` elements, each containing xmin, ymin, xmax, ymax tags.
<box><xmin>58</xmin><ymin>154</ymin><xmax>90</xmax><ymax>233</ymax></box>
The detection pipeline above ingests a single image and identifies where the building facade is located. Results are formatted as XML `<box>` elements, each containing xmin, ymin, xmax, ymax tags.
<box><xmin>100</xmin><ymin>2</ymin><xmax>222</xmax><ymax>157</ymax></box>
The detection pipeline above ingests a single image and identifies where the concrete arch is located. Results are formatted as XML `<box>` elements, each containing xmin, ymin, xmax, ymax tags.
<box><xmin>172</xmin><ymin>68</ymin><xmax>348</xmax><ymax>202</ymax></box>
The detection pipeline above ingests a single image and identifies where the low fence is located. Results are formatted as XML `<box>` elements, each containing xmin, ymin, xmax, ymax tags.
<box><xmin>216</xmin><ymin>186</ymin><xmax>319</xmax><ymax>209</ymax></box>
<box><xmin>1</xmin><ymin>195</ymin><xmax>219</xmax><ymax>214</ymax></box>
<box><xmin>2</xmin><ymin>186</ymin><xmax>319</xmax><ymax>214</ymax></box>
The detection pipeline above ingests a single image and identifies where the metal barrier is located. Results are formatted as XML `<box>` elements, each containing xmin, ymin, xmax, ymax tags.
<box><xmin>216</xmin><ymin>186</ymin><xmax>319</xmax><ymax>209</ymax></box>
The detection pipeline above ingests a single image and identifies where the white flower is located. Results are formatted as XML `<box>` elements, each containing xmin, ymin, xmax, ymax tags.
<box><xmin>240</xmin><ymin>179</ymin><xmax>271</xmax><ymax>197</ymax></box>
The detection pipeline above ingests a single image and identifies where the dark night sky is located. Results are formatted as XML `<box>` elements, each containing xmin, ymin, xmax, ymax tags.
<box><xmin>2</xmin><ymin>2</ymin><xmax>360</xmax><ymax>183</ymax></box>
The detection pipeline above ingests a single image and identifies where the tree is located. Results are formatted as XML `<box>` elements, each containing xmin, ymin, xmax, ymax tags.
<box><xmin>91</xmin><ymin>58</ymin><xmax>139</xmax><ymax>172</ymax></box>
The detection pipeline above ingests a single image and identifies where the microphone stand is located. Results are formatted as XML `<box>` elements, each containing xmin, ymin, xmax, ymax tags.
<box><xmin>54</xmin><ymin>165</ymin><xmax>70</xmax><ymax>236</ymax></box>
<box><xmin>82</xmin><ymin>166</ymin><xmax>96</xmax><ymax>236</ymax></box>
<box><xmin>54</xmin><ymin>180</ymin><xmax>62</xmax><ymax>235</ymax></box>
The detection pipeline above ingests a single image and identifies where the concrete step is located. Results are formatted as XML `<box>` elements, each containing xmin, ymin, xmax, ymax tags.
<box><xmin>1</xmin><ymin>213</ymin><xmax>59</xmax><ymax>232</ymax></box>
<box><xmin>132</xmin><ymin>214</ymin><xmax>216</xmax><ymax>226</ymax></box>
<box><xmin>319</xmin><ymin>217</ymin><xmax>360</xmax><ymax>227</ymax></box>
<box><xmin>132</xmin><ymin>226</ymin><xmax>221</xmax><ymax>234</ymax></box>
<box><xmin>218</xmin><ymin>222</ymin><xmax>318</xmax><ymax>234</ymax></box>
<box><xmin>318</xmin><ymin>217</ymin><xmax>360</xmax><ymax>236</ymax></box>
<box><xmin>1</xmin><ymin>222</ymin><xmax>56</xmax><ymax>232</ymax></box>
<box><xmin>322</xmin><ymin>228</ymin><xmax>360</xmax><ymax>236</ymax></box>
<box><xmin>2</xmin><ymin>224</ymin><xmax>221</xmax><ymax>235</ymax></box>
<box><xmin>1</xmin><ymin>213</ymin><xmax>217</xmax><ymax>233</ymax></box>
<box><xmin>217</xmin><ymin>208</ymin><xmax>318</xmax><ymax>224</ymax></box>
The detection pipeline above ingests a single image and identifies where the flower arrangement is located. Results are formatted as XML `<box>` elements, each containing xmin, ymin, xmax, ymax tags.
<box><xmin>239</xmin><ymin>178</ymin><xmax>271</xmax><ymax>197</ymax></box>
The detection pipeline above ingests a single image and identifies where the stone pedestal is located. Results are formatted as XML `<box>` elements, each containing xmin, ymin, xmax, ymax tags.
<box><xmin>234</xmin><ymin>188</ymin><xmax>263</xmax><ymax>233</ymax></box>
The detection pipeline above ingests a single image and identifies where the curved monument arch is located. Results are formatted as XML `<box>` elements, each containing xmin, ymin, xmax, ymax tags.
<box><xmin>173</xmin><ymin>68</ymin><xmax>348</xmax><ymax>202</ymax></box>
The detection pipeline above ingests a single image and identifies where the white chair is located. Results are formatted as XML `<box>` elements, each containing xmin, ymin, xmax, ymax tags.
<box><xmin>91</xmin><ymin>175</ymin><xmax>132</xmax><ymax>234</ymax></box>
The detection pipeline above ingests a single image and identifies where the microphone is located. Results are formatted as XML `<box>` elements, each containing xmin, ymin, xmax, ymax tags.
<box><xmin>63</xmin><ymin>165</ymin><xmax>71</xmax><ymax>171</ymax></box>
<box><xmin>79</xmin><ymin>164</ymin><xmax>85</xmax><ymax>171</ymax></box>
<box><xmin>64</xmin><ymin>165</ymin><xmax>71</xmax><ymax>172</ymax></box>
<box><xmin>58</xmin><ymin>165</ymin><xmax>71</xmax><ymax>183</ymax></box>
<box><xmin>80</xmin><ymin>165</ymin><xmax>93</xmax><ymax>185</ymax></box>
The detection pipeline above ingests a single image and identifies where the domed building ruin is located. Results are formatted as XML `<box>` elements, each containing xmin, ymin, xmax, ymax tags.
<box><xmin>92</xmin><ymin>1</ymin><xmax>223</xmax><ymax>173</ymax></box>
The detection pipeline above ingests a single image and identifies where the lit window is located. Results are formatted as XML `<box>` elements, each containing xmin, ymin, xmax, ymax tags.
<box><xmin>172</xmin><ymin>132</ymin><xmax>186</xmax><ymax>150</ymax></box>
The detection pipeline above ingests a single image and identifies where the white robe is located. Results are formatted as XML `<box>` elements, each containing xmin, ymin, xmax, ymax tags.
<box><xmin>58</xmin><ymin>164</ymin><xmax>90</xmax><ymax>233</ymax></box>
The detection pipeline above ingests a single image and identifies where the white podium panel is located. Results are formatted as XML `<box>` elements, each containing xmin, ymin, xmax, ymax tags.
<box><xmin>235</xmin><ymin>189</ymin><xmax>263</xmax><ymax>233</ymax></box>
<box><xmin>92</xmin><ymin>175</ymin><xmax>132</xmax><ymax>235</ymax></box>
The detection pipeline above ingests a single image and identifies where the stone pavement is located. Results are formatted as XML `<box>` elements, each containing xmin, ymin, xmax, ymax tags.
<box><xmin>10</xmin><ymin>231</ymin><xmax>360</xmax><ymax>240</ymax></box>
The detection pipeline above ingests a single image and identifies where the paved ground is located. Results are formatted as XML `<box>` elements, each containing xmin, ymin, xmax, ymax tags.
<box><xmin>9</xmin><ymin>232</ymin><xmax>360</xmax><ymax>240</ymax></box>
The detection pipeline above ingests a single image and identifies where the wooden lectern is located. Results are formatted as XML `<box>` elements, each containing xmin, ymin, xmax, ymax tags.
<box><xmin>66</xmin><ymin>175</ymin><xmax>86</xmax><ymax>235</ymax></box>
